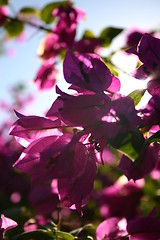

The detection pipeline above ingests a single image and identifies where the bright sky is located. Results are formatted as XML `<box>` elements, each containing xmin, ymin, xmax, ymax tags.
<box><xmin>0</xmin><ymin>0</ymin><xmax>160</xmax><ymax>122</ymax></box>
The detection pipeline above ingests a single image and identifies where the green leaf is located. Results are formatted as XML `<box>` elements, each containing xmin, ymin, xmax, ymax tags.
<box><xmin>105</xmin><ymin>62</ymin><xmax>119</xmax><ymax>76</ymax></box>
<box><xmin>99</xmin><ymin>27</ymin><xmax>123</xmax><ymax>47</ymax></box>
<box><xmin>109</xmin><ymin>129</ymin><xmax>145</xmax><ymax>161</ymax></box>
<box><xmin>128</xmin><ymin>89</ymin><xmax>146</xmax><ymax>106</ymax></box>
<box><xmin>14</xmin><ymin>229</ymin><xmax>74</xmax><ymax>240</ymax></box>
<box><xmin>146</xmin><ymin>130</ymin><xmax>160</xmax><ymax>145</ymax></box>
<box><xmin>71</xmin><ymin>224</ymin><xmax>96</xmax><ymax>239</ymax></box>
<box><xmin>19</xmin><ymin>7</ymin><xmax>39</xmax><ymax>16</ymax></box>
<box><xmin>5</xmin><ymin>20</ymin><xmax>24</xmax><ymax>37</ymax></box>
<box><xmin>0</xmin><ymin>0</ymin><xmax>8</xmax><ymax>5</ymax></box>
<box><xmin>82</xmin><ymin>30</ymin><xmax>95</xmax><ymax>39</ymax></box>
<box><xmin>40</xmin><ymin>1</ymin><xmax>68</xmax><ymax>24</ymax></box>
<box><xmin>14</xmin><ymin>229</ymin><xmax>55</xmax><ymax>240</ymax></box>
<box><xmin>56</xmin><ymin>231</ymin><xmax>74</xmax><ymax>240</ymax></box>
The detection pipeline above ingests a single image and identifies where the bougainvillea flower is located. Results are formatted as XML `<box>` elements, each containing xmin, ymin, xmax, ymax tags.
<box><xmin>46</xmin><ymin>86</ymin><xmax>110</xmax><ymax>127</ymax></box>
<box><xmin>29</xmin><ymin>179</ymin><xmax>59</xmax><ymax>215</ymax></box>
<box><xmin>139</xmin><ymin>94</ymin><xmax>160</xmax><ymax>127</ymax></box>
<box><xmin>52</xmin><ymin>5</ymin><xmax>85</xmax><ymax>24</ymax></box>
<box><xmin>23</xmin><ymin>215</ymin><xmax>50</xmax><ymax>233</ymax></box>
<box><xmin>127</xmin><ymin>209</ymin><xmax>160</xmax><ymax>239</ymax></box>
<box><xmin>125</xmin><ymin>30</ymin><xmax>144</xmax><ymax>54</ymax></box>
<box><xmin>95</xmin><ymin>179</ymin><xmax>143</xmax><ymax>220</ymax></box>
<box><xmin>63</xmin><ymin>50</ymin><xmax>120</xmax><ymax>94</ymax></box>
<box><xmin>133</xmin><ymin>33</ymin><xmax>160</xmax><ymax>79</ymax></box>
<box><xmin>96</xmin><ymin>217</ymin><xmax>127</xmax><ymax>240</ymax></box>
<box><xmin>38</xmin><ymin>34</ymin><xmax>66</xmax><ymax>60</ymax></box>
<box><xmin>9</xmin><ymin>111</ymin><xmax>62</xmax><ymax>147</ymax></box>
<box><xmin>119</xmin><ymin>144</ymin><xmax>158</xmax><ymax>181</ymax></box>
<box><xmin>35</xmin><ymin>58</ymin><xmax>58</xmax><ymax>90</ymax></box>
<box><xmin>90</xmin><ymin>95</ymin><xmax>139</xmax><ymax>152</ymax></box>
<box><xmin>0</xmin><ymin>214</ymin><xmax>17</xmax><ymax>240</ymax></box>
<box><xmin>13</xmin><ymin>132</ymin><xmax>88</xmax><ymax>183</ymax></box>
<box><xmin>147</xmin><ymin>78</ymin><xmax>160</xmax><ymax>97</ymax></box>
<box><xmin>13</xmin><ymin>135</ymin><xmax>60</xmax><ymax>180</ymax></box>
<box><xmin>58</xmin><ymin>146</ymin><xmax>97</xmax><ymax>214</ymax></box>
<box><xmin>52</xmin><ymin>5</ymin><xmax>85</xmax><ymax>49</ymax></box>
<box><xmin>74</xmin><ymin>38</ymin><xmax>101</xmax><ymax>53</ymax></box>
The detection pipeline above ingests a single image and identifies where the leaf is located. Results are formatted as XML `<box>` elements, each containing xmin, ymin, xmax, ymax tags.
<box><xmin>56</xmin><ymin>231</ymin><xmax>74</xmax><ymax>240</ymax></box>
<box><xmin>0</xmin><ymin>0</ymin><xmax>8</xmax><ymax>5</ymax></box>
<box><xmin>19</xmin><ymin>7</ymin><xmax>39</xmax><ymax>16</ymax></box>
<box><xmin>99</xmin><ymin>27</ymin><xmax>123</xmax><ymax>47</ymax></box>
<box><xmin>14</xmin><ymin>229</ymin><xmax>55</xmax><ymax>240</ymax></box>
<box><xmin>109</xmin><ymin>129</ymin><xmax>145</xmax><ymax>161</ymax></box>
<box><xmin>146</xmin><ymin>130</ymin><xmax>160</xmax><ymax>145</ymax></box>
<box><xmin>14</xmin><ymin>229</ymin><xmax>74</xmax><ymax>240</ymax></box>
<box><xmin>70</xmin><ymin>224</ymin><xmax>96</xmax><ymax>239</ymax></box>
<box><xmin>40</xmin><ymin>1</ymin><xmax>68</xmax><ymax>24</ymax></box>
<box><xmin>82</xmin><ymin>30</ymin><xmax>95</xmax><ymax>39</ymax></box>
<box><xmin>5</xmin><ymin>20</ymin><xmax>24</xmax><ymax>37</ymax></box>
<box><xmin>105</xmin><ymin>62</ymin><xmax>119</xmax><ymax>76</ymax></box>
<box><xmin>128</xmin><ymin>89</ymin><xmax>146</xmax><ymax>106</ymax></box>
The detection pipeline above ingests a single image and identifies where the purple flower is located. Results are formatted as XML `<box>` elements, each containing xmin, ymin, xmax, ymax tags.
<box><xmin>95</xmin><ymin>178</ymin><xmax>143</xmax><ymax>220</ymax></box>
<box><xmin>119</xmin><ymin>144</ymin><xmax>158</xmax><ymax>181</ymax></box>
<box><xmin>9</xmin><ymin>111</ymin><xmax>62</xmax><ymax>147</ymax></box>
<box><xmin>139</xmin><ymin>94</ymin><xmax>160</xmax><ymax>127</ymax></box>
<box><xmin>13</xmin><ymin>132</ymin><xmax>90</xmax><ymax>183</ymax></box>
<box><xmin>133</xmin><ymin>33</ymin><xmax>160</xmax><ymax>80</ymax></box>
<box><xmin>38</xmin><ymin>33</ymin><xmax>65</xmax><ymax>60</ymax></box>
<box><xmin>96</xmin><ymin>217</ymin><xmax>127</xmax><ymax>240</ymax></box>
<box><xmin>0</xmin><ymin>214</ymin><xmax>17</xmax><ymax>240</ymax></box>
<box><xmin>46</xmin><ymin>86</ymin><xmax>110</xmax><ymax>127</ymax></box>
<box><xmin>35</xmin><ymin>58</ymin><xmax>58</xmax><ymax>90</ymax></box>
<box><xmin>63</xmin><ymin>50</ymin><xmax>120</xmax><ymax>94</ymax></box>
<box><xmin>58</xmin><ymin>146</ymin><xmax>97</xmax><ymax>214</ymax></box>
<box><xmin>127</xmin><ymin>209</ymin><xmax>160</xmax><ymax>240</ymax></box>
<box><xmin>74</xmin><ymin>38</ymin><xmax>101</xmax><ymax>53</ymax></box>
<box><xmin>29</xmin><ymin>179</ymin><xmax>59</xmax><ymax>215</ymax></box>
<box><xmin>52</xmin><ymin>5</ymin><xmax>85</xmax><ymax>49</ymax></box>
<box><xmin>125</xmin><ymin>30</ymin><xmax>144</xmax><ymax>55</ymax></box>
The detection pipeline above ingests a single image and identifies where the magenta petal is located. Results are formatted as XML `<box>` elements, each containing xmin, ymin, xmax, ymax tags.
<box><xmin>96</xmin><ymin>217</ymin><xmax>127</xmax><ymax>240</ymax></box>
<box><xmin>138</xmin><ymin>33</ymin><xmax>160</xmax><ymax>71</ymax></box>
<box><xmin>29</xmin><ymin>180</ymin><xmax>59</xmax><ymax>215</ymax></box>
<box><xmin>13</xmin><ymin>135</ymin><xmax>59</xmax><ymax>175</ymax></box>
<box><xmin>58</xmin><ymin>147</ymin><xmax>97</xmax><ymax>214</ymax></box>
<box><xmin>127</xmin><ymin>209</ymin><xmax>160</xmax><ymax>240</ymax></box>
<box><xmin>119</xmin><ymin>145</ymin><xmax>158</xmax><ymax>181</ymax></box>
<box><xmin>1</xmin><ymin>214</ymin><xmax>17</xmax><ymax>238</ymax></box>
<box><xmin>63</xmin><ymin>50</ymin><xmax>112</xmax><ymax>93</ymax></box>
<box><xmin>35</xmin><ymin>58</ymin><xmax>58</xmax><ymax>90</ymax></box>
<box><xmin>9</xmin><ymin>112</ymin><xmax>62</xmax><ymax>147</ymax></box>
<box><xmin>47</xmin><ymin>87</ymin><xmax>110</xmax><ymax>127</ymax></box>
<box><xmin>131</xmin><ymin>64</ymin><xmax>150</xmax><ymax>80</ymax></box>
<box><xmin>107</xmin><ymin>75</ymin><xmax>121</xmax><ymax>92</ymax></box>
<box><xmin>147</xmin><ymin>79</ymin><xmax>160</xmax><ymax>96</ymax></box>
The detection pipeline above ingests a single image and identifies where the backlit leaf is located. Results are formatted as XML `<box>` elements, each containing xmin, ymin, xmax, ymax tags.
<box><xmin>128</xmin><ymin>89</ymin><xmax>146</xmax><ymax>106</ymax></box>
<box><xmin>109</xmin><ymin>129</ymin><xmax>145</xmax><ymax>161</ymax></box>
<box><xmin>99</xmin><ymin>27</ymin><xmax>123</xmax><ymax>47</ymax></box>
<box><xmin>40</xmin><ymin>1</ymin><xmax>68</xmax><ymax>24</ymax></box>
<box><xmin>19</xmin><ymin>7</ymin><xmax>39</xmax><ymax>16</ymax></box>
<box><xmin>5</xmin><ymin>20</ymin><xmax>24</xmax><ymax>37</ymax></box>
<box><xmin>0</xmin><ymin>0</ymin><xmax>8</xmax><ymax>5</ymax></box>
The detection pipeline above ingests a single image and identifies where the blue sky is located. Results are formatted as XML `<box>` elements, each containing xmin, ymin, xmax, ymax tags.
<box><xmin>1</xmin><ymin>0</ymin><xmax>160</xmax><ymax>122</ymax></box>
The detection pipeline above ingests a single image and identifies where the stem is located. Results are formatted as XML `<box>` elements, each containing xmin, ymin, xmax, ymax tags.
<box><xmin>57</xmin><ymin>207</ymin><xmax>61</xmax><ymax>230</ymax></box>
<box><xmin>3</xmin><ymin>14</ymin><xmax>53</xmax><ymax>33</ymax></box>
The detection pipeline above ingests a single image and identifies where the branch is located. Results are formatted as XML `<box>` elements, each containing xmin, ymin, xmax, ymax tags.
<box><xmin>3</xmin><ymin>14</ymin><xmax>53</xmax><ymax>33</ymax></box>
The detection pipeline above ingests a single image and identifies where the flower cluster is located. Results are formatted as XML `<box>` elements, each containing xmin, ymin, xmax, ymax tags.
<box><xmin>10</xmin><ymin>31</ymin><xmax>160</xmax><ymax>216</ymax></box>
